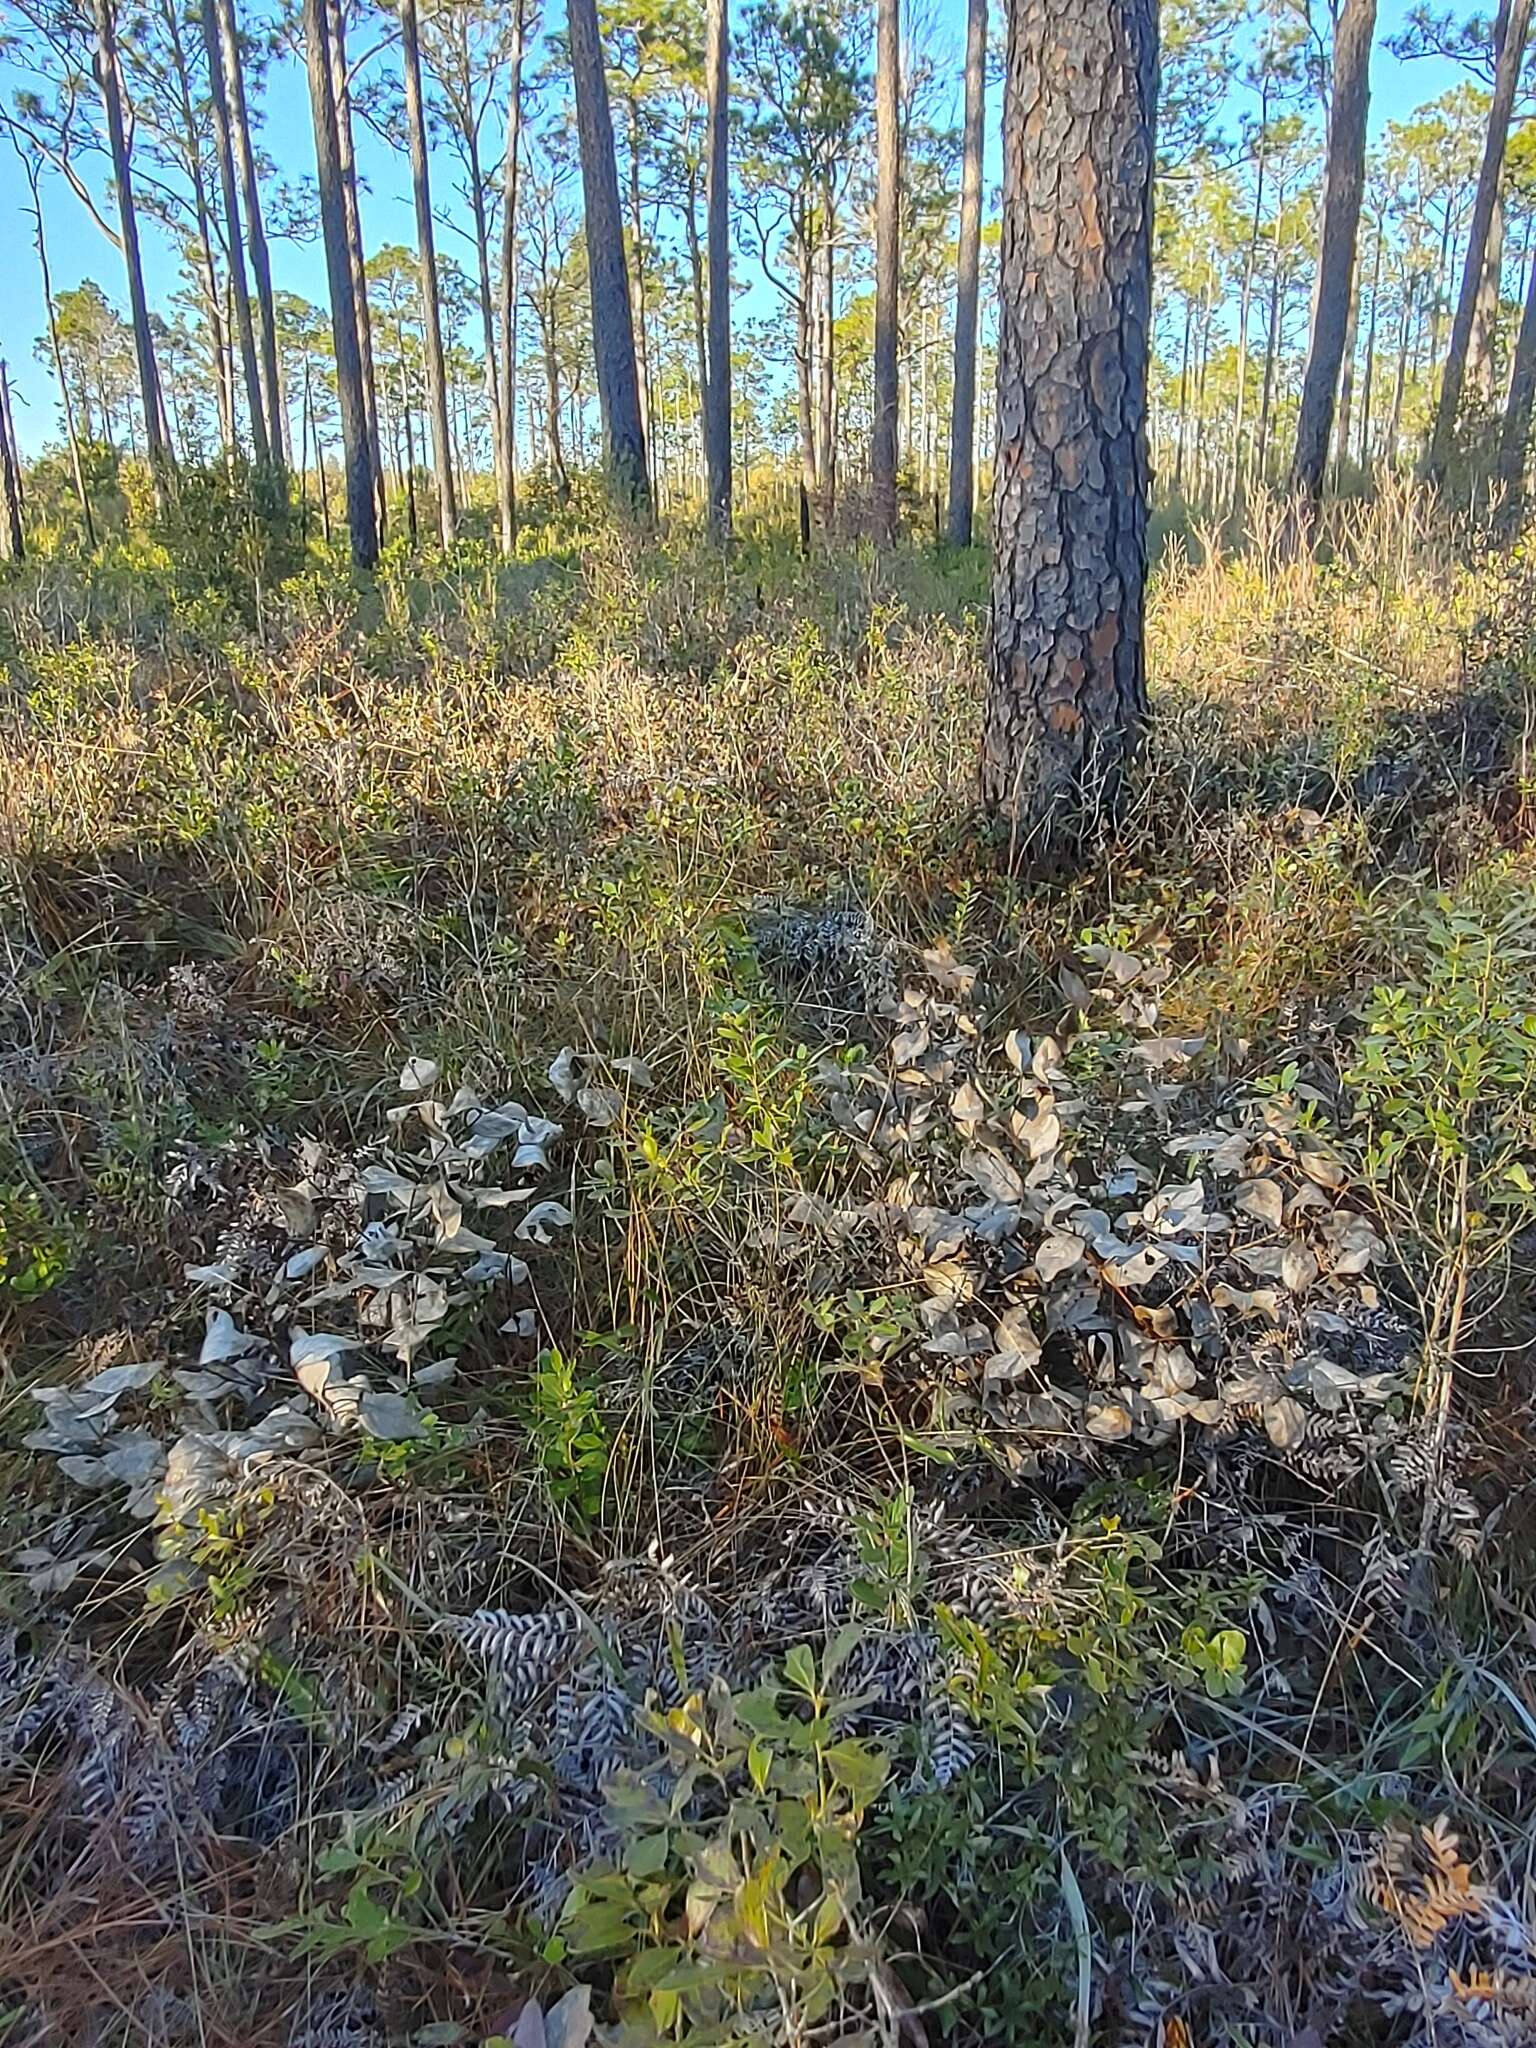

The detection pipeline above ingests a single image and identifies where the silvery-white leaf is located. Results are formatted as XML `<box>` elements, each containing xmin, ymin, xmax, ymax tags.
<box><xmin>517</xmin><ymin>1200</ymin><xmax>573</xmax><ymax>1245</ymax></box>
<box><xmin>1287</xmin><ymin>1354</ymin><xmax>1362</xmax><ymax>1408</ymax></box>
<box><xmin>1035</xmin><ymin>1234</ymin><xmax>1085</xmax><ymax>1284</ymax></box>
<box><xmin>289</xmin><ymin>1330</ymin><xmax>359</xmax><ymax>1371</ymax></box>
<box><xmin>962</xmin><ymin>1145</ymin><xmax>1023</xmax><ymax>1204</ymax></box>
<box><xmin>1209</xmin><ymin>1131</ymin><xmax>1253</xmax><ymax>1177</ymax></box>
<box><xmin>184</xmin><ymin>1258</ymin><xmax>242</xmax><ymax>1288</ymax></box>
<box><xmin>412</xmin><ymin>1358</ymin><xmax>458</xmax><ymax>1387</ymax></box>
<box><xmin>500</xmin><ymin>1308</ymin><xmax>539</xmax><ymax>1338</ymax></box>
<box><xmin>1235</xmin><ymin>1179</ymin><xmax>1286</xmax><ymax>1230</ymax></box>
<box><xmin>458</xmin><ymin>1107</ymin><xmax>527</xmax><ymax>1159</ymax></box>
<box><xmin>1101</xmin><ymin>1165</ymin><xmax>1141</xmax><ymax>1198</ymax></box>
<box><xmin>1100</xmin><ymin>1242</ymin><xmax>1168</xmax><ymax>1287</ymax></box>
<box><xmin>276</xmin><ymin>1245</ymin><xmax>327</xmax><ymax>1284</ymax></box>
<box><xmin>174</xmin><ymin>1368</ymin><xmax>249</xmax><ymax>1402</ymax></box>
<box><xmin>543</xmin><ymin>1982</ymin><xmax>594</xmax><ymax>2048</ymax></box>
<box><xmin>1296</xmin><ymin>1144</ymin><xmax>1347</xmax><ymax>1190</ymax></box>
<box><xmin>610</xmin><ymin>1055</ymin><xmax>653</xmax><ymax>1088</ymax></box>
<box><xmin>966</xmin><ymin>1199</ymin><xmax>1021</xmax><ymax>1243</ymax></box>
<box><xmin>229</xmin><ymin>1404</ymin><xmax>323</xmax><ymax>1459</ymax></box>
<box><xmin>462</xmin><ymin>1251</ymin><xmax>532</xmax><ymax>1285</ymax></box>
<box><xmin>358</xmin><ymin>1164</ymin><xmax>419</xmax><ymax>1204</ymax></box>
<box><xmin>101</xmin><ymin>1430</ymin><xmax>167</xmax><ymax>1484</ymax></box>
<box><xmin>57</xmin><ymin>1454</ymin><xmax>115</xmax><ymax>1489</ymax></box>
<box><xmin>295</xmin><ymin>1355</ymin><xmax>367</xmax><ymax>1429</ymax></box>
<box><xmin>1141</xmin><ymin>1179</ymin><xmax>1222</xmax><ymax>1236</ymax></box>
<box><xmin>383</xmin><ymin>1275</ymin><xmax>450</xmax><ymax>1361</ymax></box>
<box><xmin>75</xmin><ymin>1360</ymin><xmax>164</xmax><ymax>1409</ymax></box>
<box><xmin>1148</xmin><ymin>1345</ymin><xmax>1199</xmax><ymax>1395</ymax></box>
<box><xmin>890</xmin><ymin>1023</ymin><xmax>930</xmax><ymax>1066</ymax></box>
<box><xmin>1086</xmin><ymin>1402</ymin><xmax>1134</xmax><ymax>1442</ymax></box>
<box><xmin>512</xmin><ymin>1999</ymin><xmax>548</xmax><ymax>2048</ymax></box>
<box><xmin>994</xmin><ymin>1304</ymin><xmax>1042</xmax><ymax>1363</ymax></box>
<box><xmin>950</xmin><ymin>1079</ymin><xmax>988</xmax><ymax>1124</ymax></box>
<box><xmin>357</xmin><ymin>1390</ymin><xmax>429</xmax><ymax>1441</ymax></box>
<box><xmin>439</xmin><ymin>1224</ymin><xmax>500</xmax><ymax>1257</ymax></box>
<box><xmin>1321</xmin><ymin>1210</ymin><xmax>1385</xmax><ymax>1275</ymax></box>
<box><xmin>1235</xmin><ymin>1244</ymin><xmax>1289</xmax><ymax>1280</ymax></box>
<box><xmin>472</xmin><ymin>1185</ymin><xmax>537</xmax><ymax>1209</ymax></box>
<box><xmin>511</xmin><ymin>1141</ymin><xmax>551</xmax><ymax>1171</ymax></box>
<box><xmin>577</xmin><ymin>1082</ymin><xmax>623</xmax><ymax>1126</ymax></box>
<box><xmin>1132</xmin><ymin>1035</ymin><xmax>1205</xmax><ymax>1068</ymax></box>
<box><xmin>200</xmin><ymin>1310</ymin><xmax>264</xmax><ymax>1367</ymax></box>
<box><xmin>400</xmin><ymin>1055</ymin><xmax>440</xmax><ymax>1093</ymax></box>
<box><xmin>1264</xmin><ymin>1396</ymin><xmax>1309</xmax><ymax>1449</ymax></box>
<box><xmin>523</xmin><ymin>1115</ymin><xmax>562</xmax><ymax>1149</ymax></box>
<box><xmin>549</xmin><ymin>1048</ymin><xmax>584</xmax><ymax>1101</ymax></box>
<box><xmin>1281</xmin><ymin>1242</ymin><xmax>1319</xmax><ymax>1294</ymax></box>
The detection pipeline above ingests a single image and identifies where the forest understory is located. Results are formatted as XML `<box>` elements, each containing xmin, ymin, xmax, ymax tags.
<box><xmin>3</xmin><ymin>489</ymin><xmax>1536</xmax><ymax>2047</ymax></box>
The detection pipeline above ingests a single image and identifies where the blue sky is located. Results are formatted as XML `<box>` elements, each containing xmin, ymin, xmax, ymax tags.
<box><xmin>0</xmin><ymin>0</ymin><xmax>1464</xmax><ymax>456</ymax></box>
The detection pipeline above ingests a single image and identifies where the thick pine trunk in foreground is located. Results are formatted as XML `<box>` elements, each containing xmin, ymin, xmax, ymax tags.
<box><xmin>399</xmin><ymin>0</ymin><xmax>457</xmax><ymax>548</ymax></box>
<box><xmin>568</xmin><ymin>0</ymin><xmax>652</xmax><ymax>521</ymax></box>
<box><xmin>1288</xmin><ymin>0</ymin><xmax>1376</xmax><ymax>508</ymax></box>
<box><xmin>871</xmin><ymin>0</ymin><xmax>900</xmax><ymax>544</ymax></box>
<box><xmin>945</xmin><ymin>0</ymin><xmax>986</xmax><ymax>548</ymax></box>
<box><xmin>703</xmin><ymin>0</ymin><xmax>732</xmax><ymax>539</ymax></box>
<box><xmin>981</xmin><ymin>0</ymin><xmax>1156</xmax><ymax>847</ymax></box>
<box><xmin>303</xmin><ymin>0</ymin><xmax>377</xmax><ymax>567</ymax></box>
<box><xmin>1427</xmin><ymin>0</ymin><xmax>1531</xmax><ymax>482</ymax></box>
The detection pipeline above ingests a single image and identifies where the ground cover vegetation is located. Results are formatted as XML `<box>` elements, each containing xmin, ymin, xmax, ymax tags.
<box><xmin>4</xmin><ymin>0</ymin><xmax>1536</xmax><ymax>2037</ymax></box>
<box><xmin>1</xmin><ymin>491</ymin><xmax>1535</xmax><ymax>2045</ymax></box>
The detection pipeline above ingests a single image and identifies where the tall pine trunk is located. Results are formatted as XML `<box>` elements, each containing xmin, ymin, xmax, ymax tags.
<box><xmin>304</xmin><ymin>0</ymin><xmax>377</xmax><ymax>566</ymax></box>
<box><xmin>94</xmin><ymin>0</ymin><xmax>172</xmax><ymax>508</ymax></box>
<box><xmin>24</xmin><ymin>162</ymin><xmax>95</xmax><ymax>546</ymax></box>
<box><xmin>1469</xmin><ymin>188</ymin><xmax>1505</xmax><ymax>402</ymax></box>
<box><xmin>0</xmin><ymin>361</ymin><xmax>23</xmax><ymax>562</ymax></box>
<box><xmin>1229</xmin><ymin>90</ymin><xmax>1269</xmax><ymax>510</ymax></box>
<box><xmin>159</xmin><ymin>0</ymin><xmax>237</xmax><ymax>461</ymax></box>
<box><xmin>1498</xmin><ymin>245</ymin><xmax>1536</xmax><ymax>516</ymax></box>
<box><xmin>703</xmin><ymin>0</ymin><xmax>732</xmax><ymax>538</ymax></box>
<box><xmin>215</xmin><ymin>0</ymin><xmax>285</xmax><ymax>466</ymax></box>
<box><xmin>399</xmin><ymin>0</ymin><xmax>457</xmax><ymax>546</ymax></box>
<box><xmin>945</xmin><ymin>0</ymin><xmax>985</xmax><ymax>546</ymax></box>
<box><xmin>1288</xmin><ymin>0</ymin><xmax>1377</xmax><ymax>510</ymax></box>
<box><xmin>982</xmin><ymin>0</ymin><xmax>1156</xmax><ymax>846</ymax></box>
<box><xmin>203</xmin><ymin>0</ymin><xmax>269</xmax><ymax>465</ymax></box>
<box><xmin>497</xmin><ymin>0</ymin><xmax>527</xmax><ymax>555</ymax></box>
<box><xmin>466</xmin><ymin>152</ymin><xmax>503</xmax><ymax>512</ymax></box>
<box><xmin>1359</xmin><ymin>228</ymin><xmax>1383</xmax><ymax>466</ymax></box>
<box><xmin>568</xmin><ymin>0</ymin><xmax>652</xmax><ymax>520</ymax></box>
<box><xmin>871</xmin><ymin>0</ymin><xmax>900</xmax><ymax>543</ymax></box>
<box><xmin>1427</xmin><ymin>0</ymin><xmax>1531</xmax><ymax>481</ymax></box>
<box><xmin>1334</xmin><ymin>261</ymin><xmax>1362</xmax><ymax>478</ymax></box>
